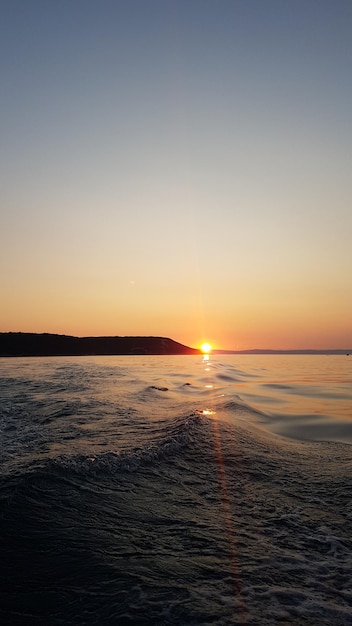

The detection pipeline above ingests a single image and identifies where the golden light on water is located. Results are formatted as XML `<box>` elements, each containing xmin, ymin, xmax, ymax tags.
<box><xmin>201</xmin><ymin>342</ymin><xmax>212</xmax><ymax>354</ymax></box>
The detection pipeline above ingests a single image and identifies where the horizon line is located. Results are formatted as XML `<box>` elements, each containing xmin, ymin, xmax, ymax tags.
<box><xmin>0</xmin><ymin>332</ymin><xmax>351</xmax><ymax>354</ymax></box>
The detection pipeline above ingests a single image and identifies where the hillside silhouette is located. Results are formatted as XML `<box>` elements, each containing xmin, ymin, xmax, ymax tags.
<box><xmin>0</xmin><ymin>333</ymin><xmax>199</xmax><ymax>357</ymax></box>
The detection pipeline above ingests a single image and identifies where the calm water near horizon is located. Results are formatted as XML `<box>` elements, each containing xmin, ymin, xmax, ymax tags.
<box><xmin>1</xmin><ymin>354</ymin><xmax>352</xmax><ymax>624</ymax></box>
<box><xmin>219</xmin><ymin>354</ymin><xmax>352</xmax><ymax>443</ymax></box>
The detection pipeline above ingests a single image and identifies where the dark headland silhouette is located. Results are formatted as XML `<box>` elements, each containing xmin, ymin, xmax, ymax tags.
<box><xmin>0</xmin><ymin>333</ymin><xmax>350</xmax><ymax>357</ymax></box>
<box><xmin>0</xmin><ymin>333</ymin><xmax>200</xmax><ymax>357</ymax></box>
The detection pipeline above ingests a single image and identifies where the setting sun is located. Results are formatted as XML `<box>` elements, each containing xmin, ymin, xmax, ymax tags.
<box><xmin>200</xmin><ymin>343</ymin><xmax>212</xmax><ymax>354</ymax></box>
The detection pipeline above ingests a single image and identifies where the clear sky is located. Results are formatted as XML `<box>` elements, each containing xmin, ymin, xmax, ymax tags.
<box><xmin>1</xmin><ymin>0</ymin><xmax>351</xmax><ymax>350</ymax></box>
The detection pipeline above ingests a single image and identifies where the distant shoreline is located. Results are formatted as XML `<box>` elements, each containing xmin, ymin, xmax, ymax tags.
<box><xmin>0</xmin><ymin>333</ymin><xmax>350</xmax><ymax>357</ymax></box>
<box><xmin>0</xmin><ymin>333</ymin><xmax>200</xmax><ymax>357</ymax></box>
<box><xmin>213</xmin><ymin>349</ymin><xmax>351</xmax><ymax>355</ymax></box>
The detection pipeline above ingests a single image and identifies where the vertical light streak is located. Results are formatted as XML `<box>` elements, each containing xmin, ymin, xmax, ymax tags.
<box><xmin>201</xmin><ymin>354</ymin><xmax>248</xmax><ymax>622</ymax></box>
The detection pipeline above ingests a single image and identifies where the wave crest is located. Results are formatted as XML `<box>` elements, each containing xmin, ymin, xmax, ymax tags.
<box><xmin>51</xmin><ymin>413</ymin><xmax>204</xmax><ymax>476</ymax></box>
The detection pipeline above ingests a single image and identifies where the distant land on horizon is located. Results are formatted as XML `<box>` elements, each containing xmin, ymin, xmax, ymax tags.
<box><xmin>0</xmin><ymin>333</ymin><xmax>350</xmax><ymax>357</ymax></box>
<box><xmin>0</xmin><ymin>333</ymin><xmax>200</xmax><ymax>357</ymax></box>
<box><xmin>212</xmin><ymin>349</ymin><xmax>351</xmax><ymax>355</ymax></box>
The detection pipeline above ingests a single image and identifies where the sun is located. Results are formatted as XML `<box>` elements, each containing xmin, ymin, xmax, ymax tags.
<box><xmin>200</xmin><ymin>342</ymin><xmax>212</xmax><ymax>354</ymax></box>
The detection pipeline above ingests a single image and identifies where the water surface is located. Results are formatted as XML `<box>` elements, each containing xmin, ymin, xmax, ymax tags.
<box><xmin>1</xmin><ymin>354</ymin><xmax>351</xmax><ymax>624</ymax></box>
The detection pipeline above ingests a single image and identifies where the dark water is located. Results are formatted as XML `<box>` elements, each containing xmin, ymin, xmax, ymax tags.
<box><xmin>1</xmin><ymin>355</ymin><xmax>352</xmax><ymax>625</ymax></box>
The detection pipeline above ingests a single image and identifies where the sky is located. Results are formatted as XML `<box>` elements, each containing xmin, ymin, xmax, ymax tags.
<box><xmin>1</xmin><ymin>0</ymin><xmax>351</xmax><ymax>350</ymax></box>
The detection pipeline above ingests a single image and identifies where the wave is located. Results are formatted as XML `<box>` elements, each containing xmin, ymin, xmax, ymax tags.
<box><xmin>50</xmin><ymin>412</ymin><xmax>206</xmax><ymax>476</ymax></box>
<box><xmin>145</xmin><ymin>384</ymin><xmax>169</xmax><ymax>392</ymax></box>
<box><xmin>213</xmin><ymin>397</ymin><xmax>267</xmax><ymax>424</ymax></box>
<box><xmin>1</xmin><ymin>405</ymin><xmax>352</xmax><ymax>625</ymax></box>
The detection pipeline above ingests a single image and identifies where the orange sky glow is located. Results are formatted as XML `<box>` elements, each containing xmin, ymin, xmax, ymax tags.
<box><xmin>1</xmin><ymin>2</ymin><xmax>351</xmax><ymax>351</ymax></box>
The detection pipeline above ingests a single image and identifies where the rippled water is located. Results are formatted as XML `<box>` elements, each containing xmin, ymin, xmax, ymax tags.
<box><xmin>0</xmin><ymin>354</ymin><xmax>352</xmax><ymax>624</ymax></box>
<box><xmin>218</xmin><ymin>354</ymin><xmax>352</xmax><ymax>443</ymax></box>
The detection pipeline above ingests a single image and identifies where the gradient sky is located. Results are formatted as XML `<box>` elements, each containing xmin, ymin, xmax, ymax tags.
<box><xmin>1</xmin><ymin>0</ymin><xmax>351</xmax><ymax>350</ymax></box>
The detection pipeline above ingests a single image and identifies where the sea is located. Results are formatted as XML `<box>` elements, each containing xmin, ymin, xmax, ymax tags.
<box><xmin>1</xmin><ymin>354</ymin><xmax>352</xmax><ymax>625</ymax></box>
